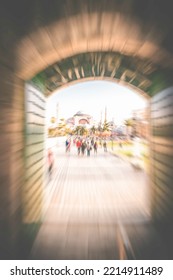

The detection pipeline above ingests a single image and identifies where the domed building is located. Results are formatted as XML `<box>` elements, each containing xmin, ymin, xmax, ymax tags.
<box><xmin>66</xmin><ymin>111</ymin><xmax>93</xmax><ymax>128</ymax></box>
<box><xmin>73</xmin><ymin>111</ymin><xmax>93</xmax><ymax>126</ymax></box>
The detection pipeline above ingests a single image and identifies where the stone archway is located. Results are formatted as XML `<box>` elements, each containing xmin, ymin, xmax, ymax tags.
<box><xmin>0</xmin><ymin>0</ymin><xmax>173</xmax><ymax>259</ymax></box>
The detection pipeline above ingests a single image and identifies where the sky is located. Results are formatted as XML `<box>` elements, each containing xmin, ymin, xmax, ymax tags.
<box><xmin>46</xmin><ymin>80</ymin><xmax>148</xmax><ymax>125</ymax></box>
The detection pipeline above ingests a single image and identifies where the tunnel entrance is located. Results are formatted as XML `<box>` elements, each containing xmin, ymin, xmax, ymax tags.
<box><xmin>22</xmin><ymin>55</ymin><xmax>173</xmax><ymax>259</ymax></box>
<box><xmin>1</xmin><ymin>0</ymin><xmax>173</xmax><ymax>259</ymax></box>
<box><xmin>24</xmin><ymin>79</ymin><xmax>150</xmax><ymax>259</ymax></box>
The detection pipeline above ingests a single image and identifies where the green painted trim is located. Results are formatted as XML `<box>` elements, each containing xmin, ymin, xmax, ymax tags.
<box><xmin>148</xmin><ymin>71</ymin><xmax>173</xmax><ymax>96</ymax></box>
<box><xmin>30</xmin><ymin>72</ymin><xmax>46</xmax><ymax>94</ymax></box>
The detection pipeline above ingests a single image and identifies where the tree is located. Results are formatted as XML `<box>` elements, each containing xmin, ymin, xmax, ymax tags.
<box><xmin>56</xmin><ymin>118</ymin><xmax>67</xmax><ymax>136</ymax></box>
<box><xmin>73</xmin><ymin>126</ymin><xmax>81</xmax><ymax>135</ymax></box>
<box><xmin>97</xmin><ymin>123</ymin><xmax>102</xmax><ymax>132</ymax></box>
<box><xmin>65</xmin><ymin>127</ymin><xmax>73</xmax><ymax>135</ymax></box>
<box><xmin>102</xmin><ymin>120</ymin><xmax>110</xmax><ymax>132</ymax></box>
<box><xmin>50</xmin><ymin>116</ymin><xmax>56</xmax><ymax>123</ymax></box>
<box><xmin>90</xmin><ymin>125</ymin><xmax>96</xmax><ymax>135</ymax></box>
<box><xmin>80</xmin><ymin>126</ymin><xmax>88</xmax><ymax>136</ymax></box>
<box><xmin>73</xmin><ymin>126</ymin><xmax>88</xmax><ymax>136</ymax></box>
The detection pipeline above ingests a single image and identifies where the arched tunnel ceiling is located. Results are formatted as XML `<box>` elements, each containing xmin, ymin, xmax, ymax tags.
<box><xmin>33</xmin><ymin>51</ymin><xmax>173</xmax><ymax>97</ymax></box>
<box><xmin>0</xmin><ymin>0</ymin><xmax>173</xmax><ymax>96</ymax></box>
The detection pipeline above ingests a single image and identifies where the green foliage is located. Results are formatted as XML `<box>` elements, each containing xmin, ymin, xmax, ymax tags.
<box><xmin>120</xmin><ymin>150</ymin><xmax>133</xmax><ymax>157</ymax></box>
<box><xmin>124</xmin><ymin>119</ymin><xmax>133</xmax><ymax>127</ymax></box>
<box><xmin>102</xmin><ymin>120</ymin><xmax>110</xmax><ymax>132</ymax></box>
<box><xmin>50</xmin><ymin>117</ymin><xmax>56</xmax><ymax>123</ymax></box>
<box><xmin>73</xmin><ymin>126</ymin><xmax>88</xmax><ymax>136</ymax></box>
<box><xmin>90</xmin><ymin>125</ymin><xmax>96</xmax><ymax>134</ymax></box>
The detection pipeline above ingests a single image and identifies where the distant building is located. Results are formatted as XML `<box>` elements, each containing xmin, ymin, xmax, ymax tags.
<box><xmin>66</xmin><ymin>111</ymin><xmax>93</xmax><ymax>128</ymax></box>
<box><xmin>66</xmin><ymin>117</ymin><xmax>75</xmax><ymax>127</ymax></box>
<box><xmin>116</xmin><ymin>125</ymin><xmax>126</xmax><ymax>136</ymax></box>
<box><xmin>109</xmin><ymin>120</ymin><xmax>116</xmax><ymax>131</ymax></box>
<box><xmin>74</xmin><ymin>111</ymin><xmax>93</xmax><ymax>126</ymax></box>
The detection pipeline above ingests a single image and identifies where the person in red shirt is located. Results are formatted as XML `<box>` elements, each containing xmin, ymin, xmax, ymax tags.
<box><xmin>76</xmin><ymin>138</ymin><xmax>82</xmax><ymax>155</ymax></box>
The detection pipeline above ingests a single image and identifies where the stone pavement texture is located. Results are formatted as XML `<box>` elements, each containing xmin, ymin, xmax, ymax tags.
<box><xmin>30</xmin><ymin>143</ymin><xmax>167</xmax><ymax>259</ymax></box>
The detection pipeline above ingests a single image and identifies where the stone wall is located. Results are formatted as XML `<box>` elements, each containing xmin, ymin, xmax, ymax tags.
<box><xmin>0</xmin><ymin>64</ymin><xmax>24</xmax><ymax>259</ymax></box>
<box><xmin>150</xmin><ymin>88</ymin><xmax>173</xmax><ymax>229</ymax></box>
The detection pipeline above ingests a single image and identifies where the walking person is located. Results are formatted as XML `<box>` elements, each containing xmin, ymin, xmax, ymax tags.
<box><xmin>81</xmin><ymin>140</ymin><xmax>86</xmax><ymax>156</ymax></box>
<box><xmin>47</xmin><ymin>148</ymin><xmax>54</xmax><ymax>179</ymax></box>
<box><xmin>73</xmin><ymin>137</ymin><xmax>76</xmax><ymax>146</ymax></box>
<box><xmin>76</xmin><ymin>138</ymin><xmax>82</xmax><ymax>155</ymax></box>
<box><xmin>86</xmin><ymin>141</ymin><xmax>91</xmax><ymax>157</ymax></box>
<box><xmin>119</xmin><ymin>138</ymin><xmax>123</xmax><ymax>148</ymax></box>
<box><xmin>65</xmin><ymin>138</ymin><xmax>69</xmax><ymax>152</ymax></box>
<box><xmin>94</xmin><ymin>141</ymin><xmax>98</xmax><ymax>154</ymax></box>
<box><xmin>103</xmin><ymin>140</ymin><xmax>107</xmax><ymax>152</ymax></box>
<box><xmin>91</xmin><ymin>138</ymin><xmax>94</xmax><ymax>147</ymax></box>
<box><xmin>67</xmin><ymin>138</ymin><xmax>71</xmax><ymax>152</ymax></box>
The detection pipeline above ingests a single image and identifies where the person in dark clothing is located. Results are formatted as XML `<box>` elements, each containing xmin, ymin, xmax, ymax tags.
<box><xmin>81</xmin><ymin>140</ymin><xmax>86</xmax><ymax>155</ymax></box>
<box><xmin>65</xmin><ymin>139</ymin><xmax>69</xmax><ymax>152</ymax></box>
<box><xmin>103</xmin><ymin>141</ymin><xmax>107</xmax><ymax>152</ymax></box>
<box><xmin>94</xmin><ymin>141</ymin><xmax>98</xmax><ymax>154</ymax></box>
<box><xmin>86</xmin><ymin>142</ymin><xmax>91</xmax><ymax>156</ymax></box>
<box><xmin>48</xmin><ymin>149</ymin><xmax>54</xmax><ymax>178</ymax></box>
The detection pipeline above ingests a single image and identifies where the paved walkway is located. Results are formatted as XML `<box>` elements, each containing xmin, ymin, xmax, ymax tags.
<box><xmin>31</xmin><ymin>143</ymin><xmax>166</xmax><ymax>259</ymax></box>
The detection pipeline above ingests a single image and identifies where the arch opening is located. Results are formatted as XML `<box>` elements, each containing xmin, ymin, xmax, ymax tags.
<box><xmin>1</xmin><ymin>0</ymin><xmax>173</xmax><ymax>259</ymax></box>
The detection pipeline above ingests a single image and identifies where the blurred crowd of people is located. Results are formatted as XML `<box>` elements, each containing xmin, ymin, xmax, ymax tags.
<box><xmin>47</xmin><ymin>136</ymin><xmax>108</xmax><ymax>178</ymax></box>
<box><xmin>66</xmin><ymin>136</ymin><xmax>108</xmax><ymax>156</ymax></box>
